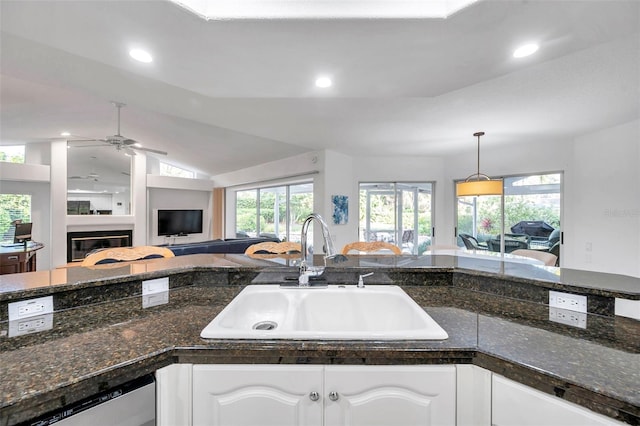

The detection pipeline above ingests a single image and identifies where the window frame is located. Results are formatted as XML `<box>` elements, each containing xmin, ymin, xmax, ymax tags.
<box><xmin>454</xmin><ymin>170</ymin><xmax>563</xmax><ymax>259</ymax></box>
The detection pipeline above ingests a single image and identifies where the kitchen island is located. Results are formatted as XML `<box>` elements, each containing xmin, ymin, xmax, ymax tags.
<box><xmin>0</xmin><ymin>253</ymin><xmax>638</xmax><ymax>425</ymax></box>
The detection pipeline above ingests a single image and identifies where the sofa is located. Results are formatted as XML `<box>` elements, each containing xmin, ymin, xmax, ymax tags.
<box><xmin>162</xmin><ymin>237</ymin><xmax>280</xmax><ymax>257</ymax></box>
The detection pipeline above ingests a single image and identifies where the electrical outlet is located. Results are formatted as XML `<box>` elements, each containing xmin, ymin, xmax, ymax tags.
<box><xmin>549</xmin><ymin>290</ymin><xmax>587</xmax><ymax>313</ymax></box>
<box><xmin>8</xmin><ymin>313</ymin><xmax>54</xmax><ymax>337</ymax></box>
<box><xmin>142</xmin><ymin>277</ymin><xmax>169</xmax><ymax>295</ymax></box>
<box><xmin>142</xmin><ymin>291</ymin><xmax>169</xmax><ymax>308</ymax></box>
<box><xmin>549</xmin><ymin>307</ymin><xmax>587</xmax><ymax>329</ymax></box>
<box><xmin>8</xmin><ymin>296</ymin><xmax>54</xmax><ymax>321</ymax></box>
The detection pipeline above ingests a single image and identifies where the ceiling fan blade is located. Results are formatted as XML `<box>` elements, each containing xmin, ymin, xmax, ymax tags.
<box><xmin>133</xmin><ymin>146</ymin><xmax>168</xmax><ymax>155</ymax></box>
<box><xmin>70</xmin><ymin>144</ymin><xmax>110</xmax><ymax>148</ymax></box>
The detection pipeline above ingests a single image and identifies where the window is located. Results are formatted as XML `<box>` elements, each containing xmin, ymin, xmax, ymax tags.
<box><xmin>359</xmin><ymin>182</ymin><xmax>434</xmax><ymax>254</ymax></box>
<box><xmin>160</xmin><ymin>162</ymin><xmax>195</xmax><ymax>178</ymax></box>
<box><xmin>0</xmin><ymin>194</ymin><xmax>32</xmax><ymax>241</ymax></box>
<box><xmin>456</xmin><ymin>172</ymin><xmax>561</xmax><ymax>257</ymax></box>
<box><xmin>235</xmin><ymin>182</ymin><xmax>313</xmax><ymax>242</ymax></box>
<box><xmin>0</xmin><ymin>145</ymin><xmax>25</xmax><ymax>164</ymax></box>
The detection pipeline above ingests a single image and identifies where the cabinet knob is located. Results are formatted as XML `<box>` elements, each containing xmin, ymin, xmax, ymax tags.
<box><xmin>328</xmin><ymin>391</ymin><xmax>339</xmax><ymax>401</ymax></box>
<box><xmin>309</xmin><ymin>391</ymin><xmax>320</xmax><ymax>401</ymax></box>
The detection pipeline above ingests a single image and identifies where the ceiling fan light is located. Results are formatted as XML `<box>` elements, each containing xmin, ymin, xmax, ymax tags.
<box><xmin>457</xmin><ymin>131</ymin><xmax>503</xmax><ymax>197</ymax></box>
<box><xmin>456</xmin><ymin>179</ymin><xmax>503</xmax><ymax>197</ymax></box>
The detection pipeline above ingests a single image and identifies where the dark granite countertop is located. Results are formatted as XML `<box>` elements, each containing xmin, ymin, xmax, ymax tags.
<box><xmin>1</xmin><ymin>281</ymin><xmax>638</xmax><ymax>426</ymax></box>
<box><xmin>1</xmin><ymin>254</ymin><xmax>639</xmax><ymax>425</ymax></box>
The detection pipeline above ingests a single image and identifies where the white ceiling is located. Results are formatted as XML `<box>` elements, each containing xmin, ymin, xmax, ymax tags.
<box><xmin>1</xmin><ymin>0</ymin><xmax>638</xmax><ymax>177</ymax></box>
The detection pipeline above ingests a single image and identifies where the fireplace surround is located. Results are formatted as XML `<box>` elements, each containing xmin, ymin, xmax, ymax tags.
<box><xmin>67</xmin><ymin>230</ymin><xmax>133</xmax><ymax>263</ymax></box>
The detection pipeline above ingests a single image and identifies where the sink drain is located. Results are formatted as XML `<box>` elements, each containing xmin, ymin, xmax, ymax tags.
<box><xmin>253</xmin><ymin>321</ymin><xmax>278</xmax><ymax>331</ymax></box>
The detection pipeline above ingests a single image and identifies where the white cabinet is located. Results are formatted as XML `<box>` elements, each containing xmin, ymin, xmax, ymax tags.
<box><xmin>190</xmin><ymin>364</ymin><xmax>456</xmax><ymax>426</ymax></box>
<box><xmin>158</xmin><ymin>364</ymin><xmax>624</xmax><ymax>426</ymax></box>
<box><xmin>324</xmin><ymin>365</ymin><xmax>456</xmax><ymax>426</ymax></box>
<box><xmin>492</xmin><ymin>374</ymin><xmax>626</xmax><ymax>426</ymax></box>
<box><xmin>192</xmin><ymin>365</ymin><xmax>323</xmax><ymax>426</ymax></box>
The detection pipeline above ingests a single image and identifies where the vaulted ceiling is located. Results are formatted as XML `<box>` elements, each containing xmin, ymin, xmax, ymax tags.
<box><xmin>1</xmin><ymin>0</ymin><xmax>638</xmax><ymax>176</ymax></box>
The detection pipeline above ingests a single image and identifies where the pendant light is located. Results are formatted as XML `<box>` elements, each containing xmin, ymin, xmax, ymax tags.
<box><xmin>456</xmin><ymin>132</ymin><xmax>503</xmax><ymax>197</ymax></box>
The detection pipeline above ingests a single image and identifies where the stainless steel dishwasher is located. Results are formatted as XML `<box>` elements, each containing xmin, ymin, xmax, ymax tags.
<box><xmin>23</xmin><ymin>375</ymin><xmax>155</xmax><ymax>426</ymax></box>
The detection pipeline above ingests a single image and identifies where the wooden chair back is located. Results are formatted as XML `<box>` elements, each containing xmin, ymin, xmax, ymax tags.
<box><xmin>81</xmin><ymin>246</ymin><xmax>175</xmax><ymax>266</ymax></box>
<box><xmin>341</xmin><ymin>241</ymin><xmax>402</xmax><ymax>255</ymax></box>
<box><xmin>244</xmin><ymin>241</ymin><xmax>302</xmax><ymax>259</ymax></box>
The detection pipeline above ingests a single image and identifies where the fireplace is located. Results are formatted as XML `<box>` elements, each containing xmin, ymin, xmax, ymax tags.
<box><xmin>67</xmin><ymin>230</ymin><xmax>133</xmax><ymax>262</ymax></box>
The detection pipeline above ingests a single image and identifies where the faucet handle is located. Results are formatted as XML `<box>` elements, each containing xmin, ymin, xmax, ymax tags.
<box><xmin>358</xmin><ymin>272</ymin><xmax>374</xmax><ymax>288</ymax></box>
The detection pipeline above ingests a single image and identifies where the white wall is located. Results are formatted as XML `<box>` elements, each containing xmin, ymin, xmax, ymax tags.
<box><xmin>148</xmin><ymin>187</ymin><xmax>213</xmax><ymax>246</ymax></box>
<box><xmin>564</xmin><ymin>120</ymin><xmax>640</xmax><ymax>276</ymax></box>
<box><xmin>318</xmin><ymin>150</ymin><xmax>356</xmax><ymax>254</ymax></box>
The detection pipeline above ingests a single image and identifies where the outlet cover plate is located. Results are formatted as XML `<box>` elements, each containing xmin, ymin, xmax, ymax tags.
<box><xmin>549</xmin><ymin>290</ymin><xmax>587</xmax><ymax>313</ymax></box>
<box><xmin>8</xmin><ymin>296</ymin><xmax>54</xmax><ymax>321</ymax></box>
<box><xmin>142</xmin><ymin>277</ymin><xmax>169</xmax><ymax>296</ymax></box>
<box><xmin>142</xmin><ymin>291</ymin><xmax>169</xmax><ymax>308</ymax></box>
<box><xmin>8</xmin><ymin>313</ymin><xmax>54</xmax><ymax>337</ymax></box>
<box><xmin>549</xmin><ymin>307</ymin><xmax>587</xmax><ymax>329</ymax></box>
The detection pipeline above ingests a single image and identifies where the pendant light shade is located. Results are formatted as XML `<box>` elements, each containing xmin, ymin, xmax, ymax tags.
<box><xmin>456</xmin><ymin>132</ymin><xmax>503</xmax><ymax>197</ymax></box>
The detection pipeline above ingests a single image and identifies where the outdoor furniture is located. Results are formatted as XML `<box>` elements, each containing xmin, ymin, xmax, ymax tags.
<box><xmin>459</xmin><ymin>234</ymin><xmax>488</xmax><ymax>251</ymax></box>
<box><xmin>487</xmin><ymin>238</ymin><xmax>529</xmax><ymax>253</ymax></box>
<box><xmin>511</xmin><ymin>249</ymin><xmax>558</xmax><ymax>266</ymax></box>
<box><xmin>510</xmin><ymin>221</ymin><xmax>555</xmax><ymax>238</ymax></box>
<box><xmin>548</xmin><ymin>242</ymin><xmax>560</xmax><ymax>266</ymax></box>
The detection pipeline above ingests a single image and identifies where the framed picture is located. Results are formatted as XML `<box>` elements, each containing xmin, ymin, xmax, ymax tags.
<box><xmin>332</xmin><ymin>195</ymin><xmax>348</xmax><ymax>225</ymax></box>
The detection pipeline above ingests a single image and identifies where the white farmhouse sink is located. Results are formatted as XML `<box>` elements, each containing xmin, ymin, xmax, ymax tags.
<box><xmin>201</xmin><ymin>285</ymin><xmax>448</xmax><ymax>340</ymax></box>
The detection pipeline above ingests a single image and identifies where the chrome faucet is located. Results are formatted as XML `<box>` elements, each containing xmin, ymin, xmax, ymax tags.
<box><xmin>299</xmin><ymin>213</ymin><xmax>344</xmax><ymax>286</ymax></box>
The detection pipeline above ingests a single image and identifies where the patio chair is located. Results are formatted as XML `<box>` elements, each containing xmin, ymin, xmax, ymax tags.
<box><xmin>548</xmin><ymin>242</ymin><xmax>560</xmax><ymax>266</ymax></box>
<box><xmin>487</xmin><ymin>238</ymin><xmax>529</xmax><ymax>253</ymax></box>
<box><xmin>459</xmin><ymin>234</ymin><xmax>487</xmax><ymax>251</ymax></box>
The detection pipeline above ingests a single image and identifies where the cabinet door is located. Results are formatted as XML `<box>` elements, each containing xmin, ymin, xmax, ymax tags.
<box><xmin>193</xmin><ymin>365</ymin><xmax>323</xmax><ymax>426</ymax></box>
<box><xmin>492</xmin><ymin>375</ymin><xmax>625</xmax><ymax>426</ymax></box>
<box><xmin>324</xmin><ymin>365</ymin><xmax>456</xmax><ymax>426</ymax></box>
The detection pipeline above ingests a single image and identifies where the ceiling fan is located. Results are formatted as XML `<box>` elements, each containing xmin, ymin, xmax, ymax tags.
<box><xmin>71</xmin><ymin>102</ymin><xmax>168</xmax><ymax>156</ymax></box>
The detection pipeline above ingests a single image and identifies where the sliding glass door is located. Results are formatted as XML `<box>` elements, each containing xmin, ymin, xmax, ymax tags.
<box><xmin>456</xmin><ymin>172</ymin><xmax>562</xmax><ymax>262</ymax></box>
<box><xmin>359</xmin><ymin>182</ymin><xmax>434</xmax><ymax>254</ymax></box>
<box><xmin>235</xmin><ymin>182</ymin><xmax>313</xmax><ymax>242</ymax></box>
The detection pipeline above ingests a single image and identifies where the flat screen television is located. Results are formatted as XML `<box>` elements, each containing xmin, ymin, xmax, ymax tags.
<box><xmin>14</xmin><ymin>222</ymin><xmax>33</xmax><ymax>243</ymax></box>
<box><xmin>157</xmin><ymin>209</ymin><xmax>203</xmax><ymax>236</ymax></box>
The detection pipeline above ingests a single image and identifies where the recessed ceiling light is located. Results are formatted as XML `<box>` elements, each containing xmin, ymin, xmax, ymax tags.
<box><xmin>513</xmin><ymin>43</ymin><xmax>539</xmax><ymax>58</ymax></box>
<box><xmin>61</xmin><ymin>131</ymin><xmax>71</xmax><ymax>137</ymax></box>
<box><xmin>315</xmin><ymin>77</ymin><xmax>332</xmax><ymax>88</ymax></box>
<box><xmin>133</xmin><ymin>142</ymin><xmax>142</xmax><ymax>148</ymax></box>
<box><xmin>129</xmin><ymin>48</ymin><xmax>153</xmax><ymax>63</ymax></box>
